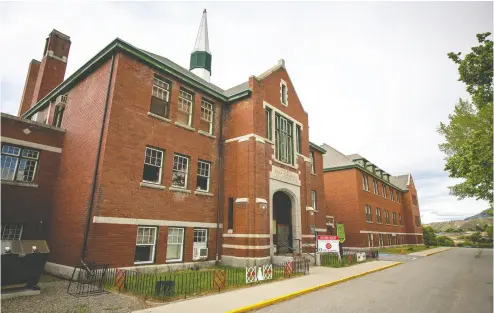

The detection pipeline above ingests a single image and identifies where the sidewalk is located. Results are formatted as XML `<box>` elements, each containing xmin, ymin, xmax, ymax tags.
<box><xmin>409</xmin><ymin>246</ymin><xmax>453</xmax><ymax>257</ymax></box>
<box><xmin>133</xmin><ymin>260</ymin><xmax>400</xmax><ymax>313</ymax></box>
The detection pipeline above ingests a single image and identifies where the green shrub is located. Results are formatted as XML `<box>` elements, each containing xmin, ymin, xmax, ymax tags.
<box><xmin>436</xmin><ymin>236</ymin><xmax>455</xmax><ymax>247</ymax></box>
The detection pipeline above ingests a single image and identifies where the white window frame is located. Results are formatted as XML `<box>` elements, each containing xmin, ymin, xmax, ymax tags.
<box><xmin>382</xmin><ymin>184</ymin><xmax>388</xmax><ymax>199</ymax></box>
<box><xmin>312</xmin><ymin>190</ymin><xmax>317</xmax><ymax>211</ymax></box>
<box><xmin>172</xmin><ymin>154</ymin><xmax>189</xmax><ymax>189</ymax></box>
<box><xmin>367</xmin><ymin>233</ymin><xmax>373</xmax><ymax>247</ymax></box>
<box><xmin>390</xmin><ymin>189</ymin><xmax>395</xmax><ymax>201</ymax></box>
<box><xmin>1</xmin><ymin>144</ymin><xmax>39</xmax><ymax>183</ymax></box>
<box><xmin>373</xmin><ymin>179</ymin><xmax>379</xmax><ymax>195</ymax></box>
<box><xmin>275</xmin><ymin>114</ymin><xmax>294</xmax><ymax>165</ymax></box>
<box><xmin>362</xmin><ymin>174</ymin><xmax>369</xmax><ymax>191</ymax></box>
<box><xmin>388</xmin><ymin>234</ymin><xmax>393</xmax><ymax>246</ymax></box>
<box><xmin>378</xmin><ymin>234</ymin><xmax>384</xmax><ymax>247</ymax></box>
<box><xmin>392</xmin><ymin>212</ymin><xmax>397</xmax><ymax>225</ymax></box>
<box><xmin>376</xmin><ymin>208</ymin><xmax>382</xmax><ymax>223</ymax></box>
<box><xmin>280</xmin><ymin>80</ymin><xmax>288</xmax><ymax>106</ymax></box>
<box><xmin>152</xmin><ymin>77</ymin><xmax>170</xmax><ymax>102</ymax></box>
<box><xmin>200</xmin><ymin>99</ymin><xmax>214</xmax><ymax>134</ymax></box>
<box><xmin>365</xmin><ymin>205</ymin><xmax>372</xmax><ymax>222</ymax></box>
<box><xmin>399</xmin><ymin>214</ymin><xmax>403</xmax><ymax>226</ymax></box>
<box><xmin>178</xmin><ymin>89</ymin><xmax>193</xmax><ymax>126</ymax></box>
<box><xmin>167</xmin><ymin>227</ymin><xmax>185</xmax><ymax>262</ymax></box>
<box><xmin>134</xmin><ymin>226</ymin><xmax>157</xmax><ymax>265</ymax></box>
<box><xmin>193</xmin><ymin>228</ymin><xmax>208</xmax><ymax>248</ymax></box>
<box><xmin>143</xmin><ymin>147</ymin><xmax>163</xmax><ymax>185</ymax></box>
<box><xmin>1</xmin><ymin>223</ymin><xmax>23</xmax><ymax>240</ymax></box>
<box><xmin>385</xmin><ymin>210</ymin><xmax>390</xmax><ymax>224</ymax></box>
<box><xmin>310</xmin><ymin>151</ymin><xmax>315</xmax><ymax>174</ymax></box>
<box><xmin>196</xmin><ymin>160</ymin><xmax>211</xmax><ymax>192</ymax></box>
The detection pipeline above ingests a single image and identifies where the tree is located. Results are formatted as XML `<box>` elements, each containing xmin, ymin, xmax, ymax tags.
<box><xmin>487</xmin><ymin>225</ymin><xmax>493</xmax><ymax>239</ymax></box>
<box><xmin>423</xmin><ymin>226</ymin><xmax>437</xmax><ymax>247</ymax></box>
<box><xmin>436</xmin><ymin>236</ymin><xmax>455</xmax><ymax>247</ymax></box>
<box><xmin>438</xmin><ymin>33</ymin><xmax>493</xmax><ymax>205</ymax></box>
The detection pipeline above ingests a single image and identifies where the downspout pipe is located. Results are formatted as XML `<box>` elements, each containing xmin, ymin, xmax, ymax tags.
<box><xmin>81</xmin><ymin>54</ymin><xmax>116</xmax><ymax>263</ymax></box>
<box><xmin>215</xmin><ymin>102</ymin><xmax>225</xmax><ymax>263</ymax></box>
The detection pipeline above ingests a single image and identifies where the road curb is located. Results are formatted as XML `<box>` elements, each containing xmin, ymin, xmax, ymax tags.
<box><xmin>423</xmin><ymin>247</ymin><xmax>453</xmax><ymax>257</ymax></box>
<box><xmin>226</xmin><ymin>262</ymin><xmax>403</xmax><ymax>313</ymax></box>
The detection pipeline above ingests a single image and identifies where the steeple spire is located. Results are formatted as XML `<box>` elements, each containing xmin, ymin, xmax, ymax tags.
<box><xmin>190</xmin><ymin>9</ymin><xmax>212</xmax><ymax>82</ymax></box>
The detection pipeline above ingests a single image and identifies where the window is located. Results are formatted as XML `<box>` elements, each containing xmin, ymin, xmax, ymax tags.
<box><xmin>378</xmin><ymin>234</ymin><xmax>384</xmax><ymax>247</ymax></box>
<box><xmin>150</xmin><ymin>76</ymin><xmax>170</xmax><ymax>118</ymax></box>
<box><xmin>1</xmin><ymin>223</ymin><xmax>23</xmax><ymax>240</ymax></box>
<box><xmin>275</xmin><ymin>114</ymin><xmax>294</xmax><ymax>165</ymax></box>
<box><xmin>172</xmin><ymin>154</ymin><xmax>189</xmax><ymax>188</ymax></box>
<box><xmin>177</xmin><ymin>89</ymin><xmax>193</xmax><ymax>126</ymax></box>
<box><xmin>362</xmin><ymin>173</ymin><xmax>369</xmax><ymax>191</ymax></box>
<box><xmin>196</xmin><ymin>160</ymin><xmax>211</xmax><ymax>192</ymax></box>
<box><xmin>388</xmin><ymin>234</ymin><xmax>393</xmax><ymax>246</ymax></box>
<box><xmin>134</xmin><ymin>226</ymin><xmax>157</xmax><ymax>264</ymax></box>
<box><xmin>142</xmin><ymin>147</ymin><xmax>163</xmax><ymax>184</ymax></box>
<box><xmin>166</xmin><ymin>227</ymin><xmax>185</xmax><ymax>262</ymax></box>
<box><xmin>373</xmin><ymin>179</ymin><xmax>379</xmax><ymax>195</ymax></box>
<box><xmin>265</xmin><ymin>108</ymin><xmax>272</xmax><ymax>140</ymax></box>
<box><xmin>200</xmin><ymin>99</ymin><xmax>214</xmax><ymax>134</ymax></box>
<box><xmin>367</xmin><ymin>233</ymin><xmax>373</xmax><ymax>247</ymax></box>
<box><xmin>53</xmin><ymin>106</ymin><xmax>65</xmax><ymax>128</ymax></box>
<box><xmin>365</xmin><ymin>205</ymin><xmax>372</xmax><ymax>222</ymax></box>
<box><xmin>390</xmin><ymin>189</ymin><xmax>395</xmax><ymax>201</ymax></box>
<box><xmin>392</xmin><ymin>212</ymin><xmax>397</xmax><ymax>225</ymax></box>
<box><xmin>397</xmin><ymin>193</ymin><xmax>401</xmax><ymax>203</ymax></box>
<box><xmin>228</xmin><ymin>198</ymin><xmax>234</xmax><ymax>230</ymax></box>
<box><xmin>382</xmin><ymin>184</ymin><xmax>387</xmax><ymax>199</ymax></box>
<box><xmin>376</xmin><ymin>208</ymin><xmax>382</xmax><ymax>223</ymax></box>
<box><xmin>296</xmin><ymin>125</ymin><xmax>302</xmax><ymax>154</ymax></box>
<box><xmin>399</xmin><ymin>214</ymin><xmax>403</xmax><ymax>226</ymax></box>
<box><xmin>194</xmin><ymin>228</ymin><xmax>208</xmax><ymax>247</ymax></box>
<box><xmin>415</xmin><ymin>216</ymin><xmax>421</xmax><ymax>227</ymax></box>
<box><xmin>412</xmin><ymin>195</ymin><xmax>419</xmax><ymax>207</ymax></box>
<box><xmin>385</xmin><ymin>210</ymin><xmax>390</xmax><ymax>224</ymax></box>
<box><xmin>310</xmin><ymin>151</ymin><xmax>315</xmax><ymax>174</ymax></box>
<box><xmin>281</xmin><ymin>82</ymin><xmax>287</xmax><ymax>105</ymax></box>
<box><xmin>1</xmin><ymin>145</ymin><xmax>39</xmax><ymax>182</ymax></box>
<box><xmin>312</xmin><ymin>190</ymin><xmax>317</xmax><ymax>211</ymax></box>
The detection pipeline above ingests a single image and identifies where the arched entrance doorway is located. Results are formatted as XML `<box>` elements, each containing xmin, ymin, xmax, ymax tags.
<box><xmin>273</xmin><ymin>191</ymin><xmax>292</xmax><ymax>255</ymax></box>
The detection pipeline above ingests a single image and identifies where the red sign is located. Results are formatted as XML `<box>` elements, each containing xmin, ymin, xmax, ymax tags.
<box><xmin>318</xmin><ymin>235</ymin><xmax>339</xmax><ymax>240</ymax></box>
<box><xmin>325</xmin><ymin>243</ymin><xmax>332</xmax><ymax>249</ymax></box>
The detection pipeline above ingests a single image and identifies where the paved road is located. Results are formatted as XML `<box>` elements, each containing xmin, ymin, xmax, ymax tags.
<box><xmin>257</xmin><ymin>248</ymin><xmax>493</xmax><ymax>313</ymax></box>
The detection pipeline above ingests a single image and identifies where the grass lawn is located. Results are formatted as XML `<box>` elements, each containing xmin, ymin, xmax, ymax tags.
<box><xmin>377</xmin><ymin>245</ymin><xmax>435</xmax><ymax>254</ymax></box>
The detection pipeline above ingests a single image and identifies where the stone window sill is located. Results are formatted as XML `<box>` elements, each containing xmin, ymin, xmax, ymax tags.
<box><xmin>169</xmin><ymin>186</ymin><xmax>192</xmax><ymax>193</ymax></box>
<box><xmin>311</xmin><ymin>173</ymin><xmax>317</xmax><ymax>176</ymax></box>
<box><xmin>366</xmin><ymin>221</ymin><xmax>373</xmax><ymax>223</ymax></box>
<box><xmin>175</xmin><ymin>122</ymin><xmax>195</xmax><ymax>132</ymax></box>
<box><xmin>147</xmin><ymin>112</ymin><xmax>171</xmax><ymax>123</ymax></box>
<box><xmin>271</xmin><ymin>157</ymin><xmax>298</xmax><ymax>170</ymax></box>
<box><xmin>140</xmin><ymin>182</ymin><xmax>165</xmax><ymax>190</ymax></box>
<box><xmin>198</xmin><ymin>130</ymin><xmax>216</xmax><ymax>139</ymax></box>
<box><xmin>1</xmin><ymin>180</ymin><xmax>38</xmax><ymax>188</ymax></box>
<box><xmin>194</xmin><ymin>190</ymin><xmax>214</xmax><ymax>197</ymax></box>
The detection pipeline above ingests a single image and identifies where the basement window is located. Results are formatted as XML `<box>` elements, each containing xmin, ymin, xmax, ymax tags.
<box><xmin>1</xmin><ymin>223</ymin><xmax>23</xmax><ymax>240</ymax></box>
<box><xmin>167</xmin><ymin>227</ymin><xmax>185</xmax><ymax>262</ymax></box>
<box><xmin>134</xmin><ymin>226</ymin><xmax>157</xmax><ymax>264</ymax></box>
<box><xmin>142</xmin><ymin>147</ymin><xmax>163</xmax><ymax>184</ymax></box>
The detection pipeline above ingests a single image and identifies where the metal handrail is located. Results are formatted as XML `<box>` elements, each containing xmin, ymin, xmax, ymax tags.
<box><xmin>300</xmin><ymin>240</ymin><xmax>316</xmax><ymax>259</ymax></box>
<box><xmin>277</xmin><ymin>241</ymin><xmax>296</xmax><ymax>255</ymax></box>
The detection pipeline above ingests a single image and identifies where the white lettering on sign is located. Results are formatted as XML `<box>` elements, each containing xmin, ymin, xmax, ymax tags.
<box><xmin>270</xmin><ymin>165</ymin><xmax>300</xmax><ymax>186</ymax></box>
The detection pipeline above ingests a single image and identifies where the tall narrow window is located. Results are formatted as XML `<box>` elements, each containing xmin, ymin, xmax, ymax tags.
<box><xmin>281</xmin><ymin>82</ymin><xmax>288</xmax><ymax>106</ymax></box>
<box><xmin>53</xmin><ymin>106</ymin><xmax>65</xmax><ymax>128</ymax></box>
<box><xmin>150</xmin><ymin>76</ymin><xmax>170</xmax><ymax>118</ymax></box>
<box><xmin>399</xmin><ymin>214</ymin><xmax>403</xmax><ymax>226</ymax></box>
<box><xmin>388</xmin><ymin>234</ymin><xmax>392</xmax><ymax>246</ymax></box>
<box><xmin>376</xmin><ymin>208</ymin><xmax>382</xmax><ymax>223</ymax></box>
<box><xmin>296</xmin><ymin>125</ymin><xmax>302</xmax><ymax>154</ymax></box>
<box><xmin>200</xmin><ymin>99</ymin><xmax>213</xmax><ymax>134</ymax></box>
<box><xmin>390</xmin><ymin>189</ymin><xmax>395</xmax><ymax>201</ymax></box>
<box><xmin>166</xmin><ymin>227</ymin><xmax>185</xmax><ymax>262</ymax></box>
<box><xmin>193</xmin><ymin>228</ymin><xmax>208</xmax><ymax>248</ymax></box>
<box><xmin>392</xmin><ymin>212</ymin><xmax>397</xmax><ymax>225</ymax></box>
<box><xmin>312</xmin><ymin>190</ymin><xmax>317</xmax><ymax>211</ymax></box>
<box><xmin>142</xmin><ymin>147</ymin><xmax>163</xmax><ymax>184</ymax></box>
<box><xmin>134</xmin><ymin>226</ymin><xmax>157</xmax><ymax>264</ymax></box>
<box><xmin>385</xmin><ymin>210</ymin><xmax>390</xmax><ymax>224</ymax></box>
<box><xmin>177</xmin><ymin>89</ymin><xmax>193</xmax><ymax>126</ymax></box>
<box><xmin>172</xmin><ymin>154</ymin><xmax>189</xmax><ymax>188</ymax></box>
<box><xmin>367</xmin><ymin>233</ymin><xmax>373</xmax><ymax>247</ymax></box>
<box><xmin>373</xmin><ymin>179</ymin><xmax>379</xmax><ymax>195</ymax></box>
<box><xmin>228</xmin><ymin>198</ymin><xmax>234</xmax><ymax>230</ymax></box>
<box><xmin>382</xmin><ymin>184</ymin><xmax>388</xmax><ymax>199</ymax></box>
<box><xmin>378</xmin><ymin>234</ymin><xmax>384</xmax><ymax>247</ymax></box>
<box><xmin>265</xmin><ymin>108</ymin><xmax>272</xmax><ymax>140</ymax></box>
<box><xmin>310</xmin><ymin>151</ymin><xmax>316</xmax><ymax>174</ymax></box>
<box><xmin>362</xmin><ymin>174</ymin><xmax>369</xmax><ymax>191</ymax></box>
<box><xmin>396</xmin><ymin>193</ymin><xmax>401</xmax><ymax>203</ymax></box>
<box><xmin>1</xmin><ymin>223</ymin><xmax>23</xmax><ymax>240</ymax></box>
<box><xmin>1</xmin><ymin>145</ymin><xmax>39</xmax><ymax>182</ymax></box>
<box><xmin>196</xmin><ymin>160</ymin><xmax>211</xmax><ymax>192</ymax></box>
<box><xmin>275</xmin><ymin>114</ymin><xmax>294</xmax><ymax>165</ymax></box>
<box><xmin>365</xmin><ymin>205</ymin><xmax>372</xmax><ymax>222</ymax></box>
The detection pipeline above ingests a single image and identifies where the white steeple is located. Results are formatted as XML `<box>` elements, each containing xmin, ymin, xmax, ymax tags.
<box><xmin>190</xmin><ymin>9</ymin><xmax>212</xmax><ymax>82</ymax></box>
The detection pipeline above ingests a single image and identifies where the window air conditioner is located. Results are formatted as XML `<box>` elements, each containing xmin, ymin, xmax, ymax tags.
<box><xmin>54</xmin><ymin>94</ymin><xmax>67</xmax><ymax>108</ymax></box>
<box><xmin>193</xmin><ymin>247</ymin><xmax>208</xmax><ymax>261</ymax></box>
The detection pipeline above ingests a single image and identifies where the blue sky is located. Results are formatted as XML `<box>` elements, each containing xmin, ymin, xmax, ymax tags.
<box><xmin>1</xmin><ymin>1</ymin><xmax>492</xmax><ymax>223</ymax></box>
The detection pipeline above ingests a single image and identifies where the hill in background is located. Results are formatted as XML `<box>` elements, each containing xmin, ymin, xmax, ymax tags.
<box><xmin>425</xmin><ymin>209</ymin><xmax>493</xmax><ymax>232</ymax></box>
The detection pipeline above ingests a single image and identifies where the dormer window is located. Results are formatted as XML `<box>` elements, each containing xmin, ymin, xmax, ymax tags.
<box><xmin>280</xmin><ymin>80</ymin><xmax>288</xmax><ymax>106</ymax></box>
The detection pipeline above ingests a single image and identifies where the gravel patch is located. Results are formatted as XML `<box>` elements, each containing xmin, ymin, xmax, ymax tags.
<box><xmin>2</xmin><ymin>279</ymin><xmax>149</xmax><ymax>313</ymax></box>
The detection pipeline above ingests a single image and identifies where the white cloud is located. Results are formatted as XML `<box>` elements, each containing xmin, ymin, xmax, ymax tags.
<box><xmin>1</xmin><ymin>2</ymin><xmax>492</xmax><ymax>222</ymax></box>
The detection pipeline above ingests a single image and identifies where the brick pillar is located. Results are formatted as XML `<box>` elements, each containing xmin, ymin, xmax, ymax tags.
<box><xmin>18</xmin><ymin>60</ymin><xmax>41</xmax><ymax>117</ymax></box>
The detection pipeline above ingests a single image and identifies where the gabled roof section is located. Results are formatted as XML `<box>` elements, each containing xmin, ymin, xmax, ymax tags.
<box><xmin>390</xmin><ymin>174</ymin><xmax>409</xmax><ymax>191</ymax></box>
<box><xmin>22</xmin><ymin>38</ymin><xmax>252</xmax><ymax>119</ymax></box>
<box><xmin>321</xmin><ymin>143</ymin><xmax>354</xmax><ymax>169</ymax></box>
<box><xmin>309</xmin><ymin>142</ymin><xmax>326</xmax><ymax>154</ymax></box>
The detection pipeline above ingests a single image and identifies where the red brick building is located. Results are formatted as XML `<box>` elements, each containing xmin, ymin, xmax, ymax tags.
<box><xmin>321</xmin><ymin>144</ymin><xmax>424</xmax><ymax>248</ymax></box>
<box><xmin>2</xmin><ymin>11</ymin><xmax>332</xmax><ymax>275</ymax></box>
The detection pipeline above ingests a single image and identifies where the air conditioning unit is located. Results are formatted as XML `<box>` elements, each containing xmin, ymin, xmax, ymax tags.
<box><xmin>54</xmin><ymin>94</ymin><xmax>67</xmax><ymax>108</ymax></box>
<box><xmin>193</xmin><ymin>247</ymin><xmax>208</xmax><ymax>261</ymax></box>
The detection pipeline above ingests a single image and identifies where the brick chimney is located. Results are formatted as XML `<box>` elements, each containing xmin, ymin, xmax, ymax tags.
<box><xmin>18</xmin><ymin>29</ymin><xmax>71</xmax><ymax>117</ymax></box>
